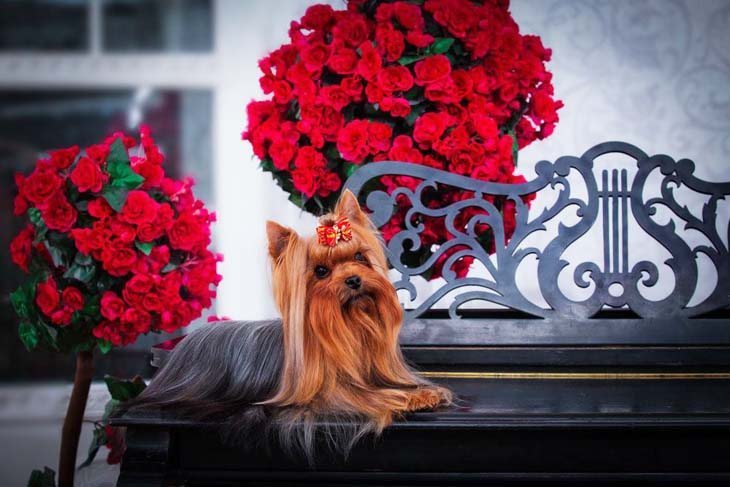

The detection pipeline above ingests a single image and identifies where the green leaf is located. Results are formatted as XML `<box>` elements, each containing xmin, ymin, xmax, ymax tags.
<box><xmin>18</xmin><ymin>322</ymin><xmax>39</xmax><ymax>351</ymax></box>
<box><xmin>107</xmin><ymin>138</ymin><xmax>130</xmax><ymax>165</ymax></box>
<box><xmin>78</xmin><ymin>425</ymin><xmax>106</xmax><ymax>469</ymax></box>
<box><xmin>135</xmin><ymin>241</ymin><xmax>153</xmax><ymax>255</ymax></box>
<box><xmin>324</xmin><ymin>144</ymin><xmax>340</xmax><ymax>161</ymax></box>
<box><xmin>288</xmin><ymin>192</ymin><xmax>304</xmax><ymax>209</ymax></box>
<box><xmin>74</xmin><ymin>252</ymin><xmax>93</xmax><ymax>266</ymax></box>
<box><xmin>98</xmin><ymin>340</ymin><xmax>112</xmax><ymax>355</ymax></box>
<box><xmin>405</xmin><ymin>103</ymin><xmax>427</xmax><ymax>127</ymax></box>
<box><xmin>107</xmin><ymin>139</ymin><xmax>144</xmax><ymax>190</ymax></box>
<box><xmin>161</xmin><ymin>263</ymin><xmax>178</xmax><ymax>273</ymax></box>
<box><xmin>429</xmin><ymin>37</ymin><xmax>455</xmax><ymax>54</ymax></box>
<box><xmin>10</xmin><ymin>286</ymin><xmax>31</xmax><ymax>319</ymax></box>
<box><xmin>45</xmin><ymin>242</ymin><xmax>69</xmax><ymax>268</ymax></box>
<box><xmin>508</xmin><ymin>129</ymin><xmax>519</xmax><ymax>167</ymax></box>
<box><xmin>344</xmin><ymin>163</ymin><xmax>359</xmax><ymax>179</ymax></box>
<box><xmin>27</xmin><ymin>466</ymin><xmax>56</xmax><ymax>487</ymax></box>
<box><xmin>104</xmin><ymin>375</ymin><xmax>147</xmax><ymax>402</ymax></box>
<box><xmin>28</xmin><ymin>208</ymin><xmax>48</xmax><ymax>243</ymax></box>
<box><xmin>101</xmin><ymin>186</ymin><xmax>129</xmax><ymax>212</ymax></box>
<box><xmin>398</xmin><ymin>54</ymin><xmax>426</xmax><ymax>66</ymax></box>
<box><xmin>259</xmin><ymin>157</ymin><xmax>275</xmax><ymax>172</ymax></box>
<box><xmin>63</xmin><ymin>263</ymin><xmax>96</xmax><ymax>284</ymax></box>
<box><xmin>74</xmin><ymin>199</ymin><xmax>89</xmax><ymax>211</ymax></box>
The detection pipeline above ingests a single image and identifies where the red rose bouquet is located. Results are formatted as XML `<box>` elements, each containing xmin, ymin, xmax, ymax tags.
<box><xmin>243</xmin><ymin>0</ymin><xmax>562</xmax><ymax>279</ymax></box>
<box><xmin>10</xmin><ymin>127</ymin><xmax>221</xmax><ymax>485</ymax></box>
<box><xmin>10</xmin><ymin>127</ymin><xmax>221</xmax><ymax>352</ymax></box>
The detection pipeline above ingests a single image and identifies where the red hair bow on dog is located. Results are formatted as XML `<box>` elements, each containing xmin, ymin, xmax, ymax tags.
<box><xmin>317</xmin><ymin>217</ymin><xmax>353</xmax><ymax>247</ymax></box>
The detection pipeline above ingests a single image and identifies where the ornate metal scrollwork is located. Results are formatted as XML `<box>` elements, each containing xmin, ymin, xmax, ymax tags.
<box><xmin>345</xmin><ymin>142</ymin><xmax>730</xmax><ymax>322</ymax></box>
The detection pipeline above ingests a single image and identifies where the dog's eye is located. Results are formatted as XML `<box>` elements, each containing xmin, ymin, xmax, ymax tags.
<box><xmin>314</xmin><ymin>265</ymin><xmax>330</xmax><ymax>278</ymax></box>
<box><xmin>354</xmin><ymin>252</ymin><xmax>367</xmax><ymax>263</ymax></box>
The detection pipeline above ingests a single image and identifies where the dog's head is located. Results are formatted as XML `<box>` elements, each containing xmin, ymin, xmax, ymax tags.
<box><xmin>266</xmin><ymin>190</ymin><xmax>400</xmax><ymax>330</ymax></box>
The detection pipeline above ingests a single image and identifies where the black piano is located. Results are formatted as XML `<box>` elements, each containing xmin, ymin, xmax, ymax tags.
<box><xmin>113</xmin><ymin>142</ymin><xmax>730</xmax><ymax>485</ymax></box>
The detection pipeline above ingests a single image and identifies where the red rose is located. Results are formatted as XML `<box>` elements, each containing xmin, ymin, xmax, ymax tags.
<box><xmin>70</xmin><ymin>228</ymin><xmax>99</xmax><ymax>255</ymax></box>
<box><xmin>269</xmin><ymin>139</ymin><xmax>297</xmax><ymax>170</ymax></box>
<box><xmin>340</xmin><ymin>76</ymin><xmax>363</xmax><ymax>101</ymax></box>
<box><xmin>414</xmin><ymin>54</ymin><xmax>451</xmax><ymax>85</ymax></box>
<box><xmin>301</xmin><ymin>42</ymin><xmax>330</xmax><ymax>71</ymax></box>
<box><xmin>141</xmin><ymin>292</ymin><xmax>164</xmax><ymax>313</ymax></box>
<box><xmin>101</xmin><ymin>245</ymin><xmax>138</xmax><ymax>277</ymax></box>
<box><xmin>87</xmin><ymin>198</ymin><xmax>114</xmax><ymax>219</ymax></box>
<box><xmin>365</xmin><ymin>82</ymin><xmax>385</xmax><ymax>104</ymax></box>
<box><xmin>334</xmin><ymin>13</ymin><xmax>369</xmax><ymax>47</ymax></box>
<box><xmin>337</xmin><ymin>120</ymin><xmax>370</xmax><ymax>163</ymax></box>
<box><xmin>317</xmin><ymin>171</ymin><xmax>342</xmax><ymax>198</ymax></box>
<box><xmin>368</xmin><ymin>122</ymin><xmax>393</xmax><ymax>153</ymax></box>
<box><xmin>51</xmin><ymin>308</ymin><xmax>73</xmax><ymax>327</ymax></box>
<box><xmin>85</xmin><ymin>143</ymin><xmax>110</xmax><ymax>162</ymax></box>
<box><xmin>168</xmin><ymin>212</ymin><xmax>206</xmax><ymax>251</ymax></box>
<box><xmin>36</xmin><ymin>277</ymin><xmax>60</xmax><ymax>316</ymax></box>
<box><xmin>126</xmin><ymin>274</ymin><xmax>154</xmax><ymax>294</ymax></box>
<box><xmin>120</xmin><ymin>190</ymin><xmax>159</xmax><ymax>225</ymax></box>
<box><xmin>49</xmin><ymin>146</ymin><xmax>79</xmax><ymax>170</ymax></box>
<box><xmin>292</xmin><ymin>167</ymin><xmax>318</xmax><ymax>197</ymax></box>
<box><xmin>375</xmin><ymin>25</ymin><xmax>405</xmax><ymax>62</ymax></box>
<box><xmin>70</xmin><ymin>156</ymin><xmax>106</xmax><ymax>193</ymax></box>
<box><xmin>413</xmin><ymin>112</ymin><xmax>449</xmax><ymax>146</ymax></box>
<box><xmin>132</xmin><ymin>159</ymin><xmax>164</xmax><ymax>188</ymax></box>
<box><xmin>22</xmin><ymin>167</ymin><xmax>63</xmax><ymax>204</ymax></box>
<box><xmin>327</xmin><ymin>47</ymin><xmax>359</xmax><ymax>75</ymax></box>
<box><xmin>14</xmin><ymin>174</ymin><xmax>29</xmax><ymax>215</ymax></box>
<box><xmin>319</xmin><ymin>85</ymin><xmax>351</xmax><ymax>111</ymax></box>
<box><xmin>108</xmin><ymin>218</ymin><xmax>137</xmax><ymax>244</ymax></box>
<box><xmin>10</xmin><ymin>226</ymin><xmax>34</xmax><ymax>273</ymax></box>
<box><xmin>388</xmin><ymin>135</ymin><xmax>423</xmax><ymax>163</ymax></box>
<box><xmin>530</xmin><ymin>90</ymin><xmax>562</xmax><ymax>124</ymax></box>
<box><xmin>294</xmin><ymin>146</ymin><xmax>326</xmax><ymax>169</ymax></box>
<box><xmin>101</xmin><ymin>292</ymin><xmax>126</xmax><ymax>321</ymax></box>
<box><xmin>148</xmin><ymin>245</ymin><xmax>171</xmax><ymax>273</ymax></box>
<box><xmin>40</xmin><ymin>192</ymin><xmax>78</xmax><ymax>232</ymax></box>
<box><xmin>380</xmin><ymin>97</ymin><xmax>411</xmax><ymax>118</ymax></box>
<box><xmin>61</xmin><ymin>287</ymin><xmax>84</xmax><ymax>312</ymax></box>
<box><xmin>393</xmin><ymin>2</ymin><xmax>424</xmax><ymax>30</ymax></box>
<box><xmin>122</xmin><ymin>307</ymin><xmax>152</xmax><ymax>334</ymax></box>
<box><xmin>405</xmin><ymin>30</ymin><xmax>434</xmax><ymax>48</ymax></box>
<box><xmin>376</xmin><ymin>65</ymin><xmax>414</xmax><ymax>93</ymax></box>
<box><xmin>301</xmin><ymin>4</ymin><xmax>334</xmax><ymax>30</ymax></box>
<box><xmin>136</xmin><ymin>222</ymin><xmax>164</xmax><ymax>242</ymax></box>
<box><xmin>356</xmin><ymin>42</ymin><xmax>382</xmax><ymax>81</ymax></box>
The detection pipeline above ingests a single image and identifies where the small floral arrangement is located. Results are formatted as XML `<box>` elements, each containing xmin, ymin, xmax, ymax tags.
<box><xmin>244</xmin><ymin>0</ymin><xmax>562</xmax><ymax>279</ymax></box>
<box><xmin>9</xmin><ymin>127</ymin><xmax>222</xmax><ymax>352</ymax></box>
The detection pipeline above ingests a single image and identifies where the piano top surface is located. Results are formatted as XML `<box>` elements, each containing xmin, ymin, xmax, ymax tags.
<box><xmin>113</xmin><ymin>374</ymin><xmax>730</xmax><ymax>429</ymax></box>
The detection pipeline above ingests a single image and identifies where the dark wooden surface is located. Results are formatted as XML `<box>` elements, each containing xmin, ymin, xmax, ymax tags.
<box><xmin>113</xmin><ymin>374</ymin><xmax>730</xmax><ymax>485</ymax></box>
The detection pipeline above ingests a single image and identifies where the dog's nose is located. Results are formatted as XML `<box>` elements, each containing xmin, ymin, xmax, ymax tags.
<box><xmin>345</xmin><ymin>275</ymin><xmax>362</xmax><ymax>290</ymax></box>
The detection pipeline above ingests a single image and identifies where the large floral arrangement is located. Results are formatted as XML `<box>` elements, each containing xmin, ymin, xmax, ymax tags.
<box><xmin>244</xmin><ymin>0</ymin><xmax>562</xmax><ymax>278</ymax></box>
<box><xmin>9</xmin><ymin>127</ymin><xmax>222</xmax><ymax>352</ymax></box>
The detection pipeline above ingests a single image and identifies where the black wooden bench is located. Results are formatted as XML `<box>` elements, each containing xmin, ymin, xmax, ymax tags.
<box><xmin>113</xmin><ymin>142</ymin><xmax>730</xmax><ymax>485</ymax></box>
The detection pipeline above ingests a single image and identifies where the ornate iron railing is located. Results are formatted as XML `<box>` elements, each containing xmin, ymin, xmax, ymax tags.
<box><xmin>345</xmin><ymin>142</ymin><xmax>730</xmax><ymax>330</ymax></box>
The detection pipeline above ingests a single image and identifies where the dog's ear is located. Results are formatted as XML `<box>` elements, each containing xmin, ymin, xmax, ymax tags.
<box><xmin>266</xmin><ymin>221</ymin><xmax>296</xmax><ymax>260</ymax></box>
<box><xmin>335</xmin><ymin>189</ymin><xmax>367</xmax><ymax>225</ymax></box>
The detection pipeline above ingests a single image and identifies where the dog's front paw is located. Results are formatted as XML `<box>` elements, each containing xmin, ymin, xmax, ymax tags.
<box><xmin>405</xmin><ymin>386</ymin><xmax>452</xmax><ymax>411</ymax></box>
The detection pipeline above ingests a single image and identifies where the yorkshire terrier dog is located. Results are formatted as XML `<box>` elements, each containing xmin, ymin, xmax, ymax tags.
<box><xmin>128</xmin><ymin>190</ymin><xmax>451</xmax><ymax>459</ymax></box>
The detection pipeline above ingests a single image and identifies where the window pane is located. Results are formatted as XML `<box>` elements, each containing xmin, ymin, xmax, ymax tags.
<box><xmin>0</xmin><ymin>88</ymin><xmax>213</xmax><ymax>380</ymax></box>
<box><xmin>103</xmin><ymin>0</ymin><xmax>213</xmax><ymax>52</ymax></box>
<box><xmin>0</xmin><ymin>0</ymin><xmax>88</xmax><ymax>51</ymax></box>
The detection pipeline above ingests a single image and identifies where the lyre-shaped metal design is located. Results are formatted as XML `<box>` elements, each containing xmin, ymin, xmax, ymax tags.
<box><xmin>345</xmin><ymin>142</ymin><xmax>730</xmax><ymax>324</ymax></box>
